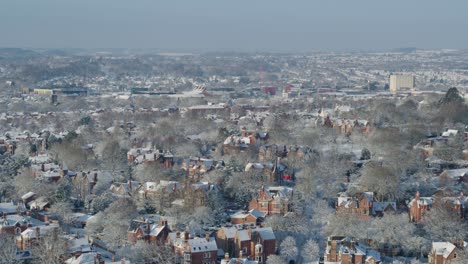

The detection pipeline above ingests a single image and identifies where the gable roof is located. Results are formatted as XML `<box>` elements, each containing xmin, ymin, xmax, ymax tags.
<box><xmin>432</xmin><ymin>242</ymin><xmax>456</xmax><ymax>258</ymax></box>
<box><xmin>255</xmin><ymin>227</ymin><xmax>275</xmax><ymax>240</ymax></box>
<box><xmin>188</xmin><ymin>237</ymin><xmax>218</xmax><ymax>253</ymax></box>
<box><xmin>219</xmin><ymin>226</ymin><xmax>237</xmax><ymax>239</ymax></box>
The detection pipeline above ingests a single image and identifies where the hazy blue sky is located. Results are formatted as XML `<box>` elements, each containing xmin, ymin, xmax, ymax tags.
<box><xmin>0</xmin><ymin>0</ymin><xmax>467</xmax><ymax>52</ymax></box>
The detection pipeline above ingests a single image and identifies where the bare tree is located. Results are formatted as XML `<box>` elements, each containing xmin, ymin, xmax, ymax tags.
<box><xmin>358</xmin><ymin>161</ymin><xmax>400</xmax><ymax>201</ymax></box>
<box><xmin>48</xmin><ymin>201</ymin><xmax>73</xmax><ymax>231</ymax></box>
<box><xmin>133</xmin><ymin>162</ymin><xmax>165</xmax><ymax>183</ymax></box>
<box><xmin>102</xmin><ymin>198</ymin><xmax>138</xmax><ymax>250</ymax></box>
<box><xmin>99</xmin><ymin>139</ymin><xmax>128</xmax><ymax>181</ymax></box>
<box><xmin>266</xmin><ymin>254</ymin><xmax>286</xmax><ymax>264</ymax></box>
<box><xmin>14</xmin><ymin>168</ymin><xmax>37</xmax><ymax>196</ymax></box>
<box><xmin>187</xmin><ymin>206</ymin><xmax>216</xmax><ymax>229</ymax></box>
<box><xmin>30</xmin><ymin>231</ymin><xmax>68</xmax><ymax>264</ymax></box>
<box><xmin>50</xmin><ymin>141</ymin><xmax>89</xmax><ymax>171</ymax></box>
<box><xmin>120</xmin><ymin>241</ymin><xmax>175</xmax><ymax>264</ymax></box>
<box><xmin>422</xmin><ymin>203</ymin><xmax>468</xmax><ymax>243</ymax></box>
<box><xmin>0</xmin><ymin>233</ymin><xmax>20</xmax><ymax>264</ymax></box>
<box><xmin>301</xmin><ymin>239</ymin><xmax>320</xmax><ymax>263</ymax></box>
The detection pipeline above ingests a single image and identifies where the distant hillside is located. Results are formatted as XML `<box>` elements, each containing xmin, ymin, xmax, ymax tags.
<box><xmin>0</xmin><ymin>48</ymin><xmax>41</xmax><ymax>59</ymax></box>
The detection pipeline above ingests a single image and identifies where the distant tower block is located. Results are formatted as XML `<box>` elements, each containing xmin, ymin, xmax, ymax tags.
<box><xmin>389</xmin><ymin>74</ymin><xmax>415</xmax><ymax>93</ymax></box>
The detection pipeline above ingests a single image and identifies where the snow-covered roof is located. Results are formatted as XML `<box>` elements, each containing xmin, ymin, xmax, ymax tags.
<box><xmin>21</xmin><ymin>224</ymin><xmax>59</xmax><ymax>239</ymax></box>
<box><xmin>444</xmin><ymin>168</ymin><xmax>468</xmax><ymax>178</ymax></box>
<box><xmin>187</xmin><ymin>237</ymin><xmax>218</xmax><ymax>252</ymax></box>
<box><xmin>441</xmin><ymin>129</ymin><xmax>458</xmax><ymax>137</ymax></box>
<box><xmin>21</xmin><ymin>192</ymin><xmax>36</xmax><ymax>200</ymax></box>
<box><xmin>65</xmin><ymin>252</ymin><xmax>97</xmax><ymax>264</ymax></box>
<box><xmin>432</xmin><ymin>242</ymin><xmax>456</xmax><ymax>258</ymax></box>
<box><xmin>256</xmin><ymin>227</ymin><xmax>275</xmax><ymax>240</ymax></box>
<box><xmin>220</xmin><ymin>226</ymin><xmax>237</xmax><ymax>239</ymax></box>
<box><xmin>249</xmin><ymin>209</ymin><xmax>266</xmax><ymax>219</ymax></box>
<box><xmin>237</xmin><ymin>230</ymin><xmax>250</xmax><ymax>241</ymax></box>
<box><xmin>0</xmin><ymin>202</ymin><xmax>25</xmax><ymax>214</ymax></box>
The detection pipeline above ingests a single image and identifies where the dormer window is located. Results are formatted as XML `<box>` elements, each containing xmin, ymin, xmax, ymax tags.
<box><xmin>15</xmin><ymin>227</ymin><xmax>21</xmax><ymax>234</ymax></box>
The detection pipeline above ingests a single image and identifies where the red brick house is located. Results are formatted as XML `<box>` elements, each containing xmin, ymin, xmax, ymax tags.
<box><xmin>184</xmin><ymin>182</ymin><xmax>217</xmax><ymax>208</ymax></box>
<box><xmin>223</xmin><ymin>132</ymin><xmax>257</xmax><ymax>155</ymax></box>
<box><xmin>336</xmin><ymin>192</ymin><xmax>396</xmax><ymax>219</ymax></box>
<box><xmin>128</xmin><ymin>148</ymin><xmax>174</xmax><ymax>168</ymax></box>
<box><xmin>441</xmin><ymin>193</ymin><xmax>467</xmax><ymax>219</ymax></box>
<box><xmin>325</xmin><ymin>236</ymin><xmax>381</xmax><ymax>264</ymax></box>
<box><xmin>127</xmin><ymin>218</ymin><xmax>171</xmax><ymax>244</ymax></box>
<box><xmin>181</xmin><ymin>158</ymin><xmax>222</xmax><ymax>180</ymax></box>
<box><xmin>216</xmin><ymin>226</ymin><xmax>237</xmax><ymax>259</ymax></box>
<box><xmin>408</xmin><ymin>191</ymin><xmax>433</xmax><ymax>223</ymax></box>
<box><xmin>428</xmin><ymin>242</ymin><xmax>461</xmax><ymax>264</ymax></box>
<box><xmin>0</xmin><ymin>214</ymin><xmax>30</xmax><ymax>235</ymax></box>
<box><xmin>16</xmin><ymin>223</ymin><xmax>60</xmax><ymax>250</ymax></box>
<box><xmin>409</xmin><ymin>191</ymin><xmax>467</xmax><ymax>222</ymax></box>
<box><xmin>109</xmin><ymin>180</ymin><xmax>141</xmax><ymax>197</ymax></box>
<box><xmin>233</xmin><ymin>227</ymin><xmax>276</xmax><ymax>263</ymax></box>
<box><xmin>230</xmin><ymin>209</ymin><xmax>266</xmax><ymax>225</ymax></box>
<box><xmin>244</xmin><ymin>159</ymin><xmax>289</xmax><ymax>183</ymax></box>
<box><xmin>167</xmin><ymin>231</ymin><xmax>218</xmax><ymax>264</ymax></box>
<box><xmin>248</xmin><ymin>186</ymin><xmax>293</xmax><ymax>216</ymax></box>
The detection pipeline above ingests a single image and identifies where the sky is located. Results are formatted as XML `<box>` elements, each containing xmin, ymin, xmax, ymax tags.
<box><xmin>0</xmin><ymin>0</ymin><xmax>467</xmax><ymax>52</ymax></box>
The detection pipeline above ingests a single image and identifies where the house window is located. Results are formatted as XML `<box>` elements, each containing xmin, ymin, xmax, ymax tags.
<box><xmin>203</xmin><ymin>252</ymin><xmax>211</xmax><ymax>258</ymax></box>
<box><xmin>261</xmin><ymin>202</ymin><xmax>268</xmax><ymax>208</ymax></box>
<box><xmin>15</xmin><ymin>227</ymin><xmax>21</xmax><ymax>235</ymax></box>
<box><xmin>274</xmin><ymin>203</ymin><xmax>281</xmax><ymax>209</ymax></box>
<box><xmin>184</xmin><ymin>253</ymin><xmax>191</xmax><ymax>261</ymax></box>
<box><xmin>454</xmin><ymin>253</ymin><xmax>457</xmax><ymax>258</ymax></box>
<box><xmin>256</xmin><ymin>245</ymin><xmax>263</xmax><ymax>253</ymax></box>
<box><xmin>256</xmin><ymin>256</ymin><xmax>263</xmax><ymax>262</ymax></box>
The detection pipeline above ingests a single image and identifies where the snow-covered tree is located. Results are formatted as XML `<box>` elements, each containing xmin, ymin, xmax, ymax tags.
<box><xmin>280</xmin><ymin>236</ymin><xmax>298</xmax><ymax>263</ymax></box>
<box><xmin>302</xmin><ymin>239</ymin><xmax>320</xmax><ymax>263</ymax></box>
<box><xmin>266</xmin><ymin>254</ymin><xmax>285</xmax><ymax>264</ymax></box>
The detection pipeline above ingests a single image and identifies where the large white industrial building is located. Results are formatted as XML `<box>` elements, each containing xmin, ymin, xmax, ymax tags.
<box><xmin>389</xmin><ymin>75</ymin><xmax>415</xmax><ymax>93</ymax></box>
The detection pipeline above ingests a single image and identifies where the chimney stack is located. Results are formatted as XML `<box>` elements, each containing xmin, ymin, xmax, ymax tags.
<box><xmin>205</xmin><ymin>232</ymin><xmax>210</xmax><ymax>242</ymax></box>
<box><xmin>184</xmin><ymin>231</ymin><xmax>189</xmax><ymax>241</ymax></box>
